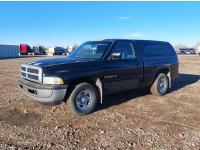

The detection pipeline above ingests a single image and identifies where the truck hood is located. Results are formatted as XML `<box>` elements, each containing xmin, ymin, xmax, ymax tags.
<box><xmin>26</xmin><ymin>57</ymin><xmax>88</xmax><ymax>67</ymax></box>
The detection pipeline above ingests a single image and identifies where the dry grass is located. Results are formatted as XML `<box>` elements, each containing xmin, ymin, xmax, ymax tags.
<box><xmin>0</xmin><ymin>55</ymin><xmax>200</xmax><ymax>149</ymax></box>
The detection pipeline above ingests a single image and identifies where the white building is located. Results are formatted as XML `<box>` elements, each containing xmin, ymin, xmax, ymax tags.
<box><xmin>46</xmin><ymin>47</ymin><xmax>55</xmax><ymax>56</ymax></box>
<box><xmin>0</xmin><ymin>44</ymin><xmax>19</xmax><ymax>59</ymax></box>
<box><xmin>197</xmin><ymin>46</ymin><xmax>200</xmax><ymax>55</ymax></box>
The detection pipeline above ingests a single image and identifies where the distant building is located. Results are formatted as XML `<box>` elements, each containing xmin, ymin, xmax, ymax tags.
<box><xmin>0</xmin><ymin>44</ymin><xmax>19</xmax><ymax>59</ymax></box>
<box><xmin>197</xmin><ymin>46</ymin><xmax>200</xmax><ymax>55</ymax></box>
<box><xmin>46</xmin><ymin>47</ymin><xmax>55</xmax><ymax>56</ymax></box>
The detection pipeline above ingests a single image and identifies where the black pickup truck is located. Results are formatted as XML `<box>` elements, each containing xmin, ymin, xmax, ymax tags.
<box><xmin>19</xmin><ymin>39</ymin><xmax>178</xmax><ymax>115</ymax></box>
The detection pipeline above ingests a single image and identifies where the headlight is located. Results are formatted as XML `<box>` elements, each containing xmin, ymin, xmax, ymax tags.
<box><xmin>43</xmin><ymin>77</ymin><xmax>64</xmax><ymax>85</ymax></box>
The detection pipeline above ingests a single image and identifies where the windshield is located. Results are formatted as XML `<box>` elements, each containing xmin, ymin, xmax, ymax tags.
<box><xmin>69</xmin><ymin>42</ymin><xmax>111</xmax><ymax>60</ymax></box>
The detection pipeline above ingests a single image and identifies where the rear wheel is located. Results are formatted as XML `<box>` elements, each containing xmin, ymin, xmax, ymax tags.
<box><xmin>68</xmin><ymin>83</ymin><xmax>98</xmax><ymax>115</ymax></box>
<box><xmin>150</xmin><ymin>73</ymin><xmax>169</xmax><ymax>96</ymax></box>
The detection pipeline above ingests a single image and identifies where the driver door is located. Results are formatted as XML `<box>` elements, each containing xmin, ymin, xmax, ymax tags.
<box><xmin>102</xmin><ymin>41</ymin><xmax>143</xmax><ymax>93</ymax></box>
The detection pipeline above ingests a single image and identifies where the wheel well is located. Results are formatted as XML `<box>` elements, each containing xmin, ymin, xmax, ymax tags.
<box><xmin>155</xmin><ymin>68</ymin><xmax>169</xmax><ymax>77</ymax></box>
<box><xmin>64</xmin><ymin>78</ymin><xmax>102</xmax><ymax>103</ymax></box>
<box><xmin>154</xmin><ymin>67</ymin><xmax>171</xmax><ymax>88</ymax></box>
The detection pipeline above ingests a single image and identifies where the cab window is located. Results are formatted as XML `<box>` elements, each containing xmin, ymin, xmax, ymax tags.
<box><xmin>110</xmin><ymin>42</ymin><xmax>135</xmax><ymax>60</ymax></box>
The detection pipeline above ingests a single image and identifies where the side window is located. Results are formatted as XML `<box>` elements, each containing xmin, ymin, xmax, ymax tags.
<box><xmin>111</xmin><ymin>42</ymin><xmax>135</xmax><ymax>60</ymax></box>
<box><xmin>143</xmin><ymin>43</ymin><xmax>162</xmax><ymax>57</ymax></box>
<box><xmin>143</xmin><ymin>42</ymin><xmax>175</xmax><ymax>58</ymax></box>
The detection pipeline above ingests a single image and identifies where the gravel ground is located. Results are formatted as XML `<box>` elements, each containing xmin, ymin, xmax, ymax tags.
<box><xmin>0</xmin><ymin>55</ymin><xmax>200</xmax><ymax>150</ymax></box>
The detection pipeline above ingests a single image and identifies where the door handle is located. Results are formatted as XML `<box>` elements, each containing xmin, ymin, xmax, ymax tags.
<box><xmin>104</xmin><ymin>74</ymin><xmax>118</xmax><ymax>79</ymax></box>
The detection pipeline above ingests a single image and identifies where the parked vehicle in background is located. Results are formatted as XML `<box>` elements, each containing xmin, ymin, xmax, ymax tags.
<box><xmin>19</xmin><ymin>39</ymin><xmax>179</xmax><ymax>115</ymax></box>
<box><xmin>62</xmin><ymin>49</ymin><xmax>70</xmax><ymax>56</ymax></box>
<box><xmin>179</xmin><ymin>48</ymin><xmax>196</xmax><ymax>55</ymax></box>
<box><xmin>54</xmin><ymin>47</ymin><xmax>66</xmax><ymax>55</ymax></box>
<box><xmin>20</xmin><ymin>44</ymin><xmax>32</xmax><ymax>55</ymax></box>
<box><xmin>46</xmin><ymin>47</ymin><xmax>66</xmax><ymax>55</ymax></box>
<box><xmin>33</xmin><ymin>46</ymin><xmax>46</xmax><ymax>55</ymax></box>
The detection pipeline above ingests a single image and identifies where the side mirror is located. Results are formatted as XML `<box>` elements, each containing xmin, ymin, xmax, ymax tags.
<box><xmin>111</xmin><ymin>52</ymin><xmax>122</xmax><ymax>60</ymax></box>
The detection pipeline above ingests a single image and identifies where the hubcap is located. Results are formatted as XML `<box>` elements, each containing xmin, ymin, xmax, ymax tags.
<box><xmin>75</xmin><ymin>90</ymin><xmax>94</xmax><ymax>110</ymax></box>
<box><xmin>158</xmin><ymin>77</ymin><xmax>168</xmax><ymax>94</ymax></box>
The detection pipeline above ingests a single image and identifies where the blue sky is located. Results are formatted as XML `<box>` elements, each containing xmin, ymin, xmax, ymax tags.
<box><xmin>0</xmin><ymin>2</ymin><xmax>200</xmax><ymax>47</ymax></box>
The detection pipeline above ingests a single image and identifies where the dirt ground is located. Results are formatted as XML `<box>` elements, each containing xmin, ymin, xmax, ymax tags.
<box><xmin>0</xmin><ymin>55</ymin><xmax>200</xmax><ymax>150</ymax></box>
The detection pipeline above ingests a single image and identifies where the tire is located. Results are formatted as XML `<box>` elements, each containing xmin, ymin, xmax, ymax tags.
<box><xmin>68</xmin><ymin>83</ymin><xmax>98</xmax><ymax>115</ymax></box>
<box><xmin>150</xmin><ymin>73</ymin><xmax>169</xmax><ymax>96</ymax></box>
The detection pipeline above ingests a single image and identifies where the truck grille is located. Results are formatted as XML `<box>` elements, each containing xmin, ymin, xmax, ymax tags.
<box><xmin>20</xmin><ymin>64</ymin><xmax>42</xmax><ymax>83</ymax></box>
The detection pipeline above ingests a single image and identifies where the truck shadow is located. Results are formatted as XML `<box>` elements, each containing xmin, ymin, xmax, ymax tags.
<box><xmin>170</xmin><ymin>73</ymin><xmax>200</xmax><ymax>92</ymax></box>
<box><xmin>96</xmin><ymin>73</ymin><xmax>200</xmax><ymax>112</ymax></box>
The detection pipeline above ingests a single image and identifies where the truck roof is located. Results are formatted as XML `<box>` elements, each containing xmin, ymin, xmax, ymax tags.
<box><xmin>102</xmin><ymin>39</ymin><xmax>168</xmax><ymax>43</ymax></box>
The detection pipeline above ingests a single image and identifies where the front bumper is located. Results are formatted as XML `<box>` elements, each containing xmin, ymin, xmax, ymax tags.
<box><xmin>19</xmin><ymin>78</ymin><xmax>68</xmax><ymax>105</ymax></box>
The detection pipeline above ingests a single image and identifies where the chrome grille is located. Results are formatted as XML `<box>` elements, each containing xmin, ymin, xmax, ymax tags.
<box><xmin>27</xmin><ymin>68</ymin><xmax>39</xmax><ymax>74</ymax></box>
<box><xmin>20</xmin><ymin>64</ymin><xmax>42</xmax><ymax>83</ymax></box>
<box><xmin>21</xmin><ymin>72</ymin><xmax>26</xmax><ymax>77</ymax></box>
<box><xmin>21</xmin><ymin>66</ymin><xmax>26</xmax><ymax>71</ymax></box>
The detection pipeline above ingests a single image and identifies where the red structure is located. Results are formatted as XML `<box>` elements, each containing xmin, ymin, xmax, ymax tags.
<box><xmin>20</xmin><ymin>44</ymin><xmax>32</xmax><ymax>55</ymax></box>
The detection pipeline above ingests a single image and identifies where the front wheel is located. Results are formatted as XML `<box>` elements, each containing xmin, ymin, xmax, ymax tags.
<box><xmin>68</xmin><ymin>83</ymin><xmax>98</xmax><ymax>115</ymax></box>
<box><xmin>150</xmin><ymin>73</ymin><xmax>169</xmax><ymax>96</ymax></box>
